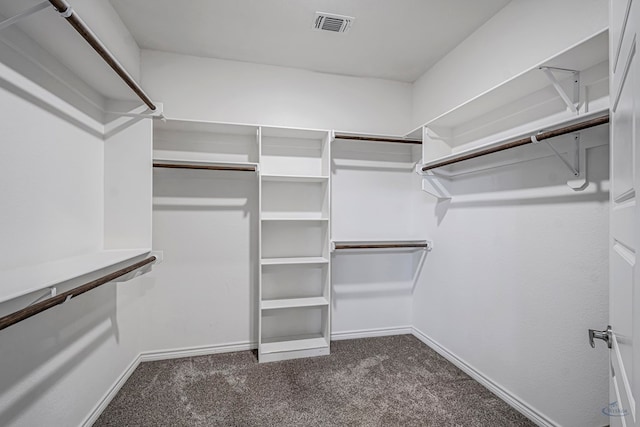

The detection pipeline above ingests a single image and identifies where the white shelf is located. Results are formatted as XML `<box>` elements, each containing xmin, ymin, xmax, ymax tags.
<box><xmin>425</xmin><ymin>31</ymin><xmax>608</xmax><ymax>134</ymax></box>
<box><xmin>261</xmin><ymin>174</ymin><xmax>329</xmax><ymax>183</ymax></box>
<box><xmin>0</xmin><ymin>248</ymin><xmax>151</xmax><ymax>304</ymax></box>
<box><xmin>261</xmin><ymin>218</ymin><xmax>329</xmax><ymax>222</ymax></box>
<box><xmin>261</xmin><ymin>257</ymin><xmax>329</xmax><ymax>266</ymax></box>
<box><xmin>261</xmin><ymin>297</ymin><xmax>329</xmax><ymax>310</ymax></box>
<box><xmin>260</xmin><ymin>336</ymin><xmax>328</xmax><ymax>354</ymax></box>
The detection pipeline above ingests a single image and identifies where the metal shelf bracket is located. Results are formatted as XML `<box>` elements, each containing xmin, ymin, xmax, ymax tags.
<box><xmin>532</xmin><ymin>132</ymin><xmax>588</xmax><ymax>191</ymax></box>
<box><xmin>415</xmin><ymin>165</ymin><xmax>452</xmax><ymax>199</ymax></box>
<box><xmin>539</xmin><ymin>66</ymin><xmax>580</xmax><ymax>114</ymax></box>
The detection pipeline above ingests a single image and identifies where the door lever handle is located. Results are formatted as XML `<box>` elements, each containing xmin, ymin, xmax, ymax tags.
<box><xmin>588</xmin><ymin>325</ymin><xmax>612</xmax><ymax>349</ymax></box>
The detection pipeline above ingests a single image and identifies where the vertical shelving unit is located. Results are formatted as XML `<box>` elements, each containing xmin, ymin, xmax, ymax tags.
<box><xmin>258</xmin><ymin>127</ymin><xmax>332</xmax><ymax>362</ymax></box>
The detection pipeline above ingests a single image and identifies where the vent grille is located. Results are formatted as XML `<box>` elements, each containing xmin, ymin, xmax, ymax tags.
<box><xmin>313</xmin><ymin>12</ymin><xmax>354</xmax><ymax>34</ymax></box>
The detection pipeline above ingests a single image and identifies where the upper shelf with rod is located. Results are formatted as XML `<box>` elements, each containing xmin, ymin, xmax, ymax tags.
<box><xmin>419</xmin><ymin>30</ymin><xmax>609</xmax><ymax>169</ymax></box>
<box><xmin>47</xmin><ymin>0</ymin><xmax>156</xmax><ymax>111</ymax></box>
<box><xmin>0</xmin><ymin>0</ymin><xmax>161</xmax><ymax>119</ymax></box>
<box><xmin>334</xmin><ymin>133</ymin><xmax>422</xmax><ymax>145</ymax></box>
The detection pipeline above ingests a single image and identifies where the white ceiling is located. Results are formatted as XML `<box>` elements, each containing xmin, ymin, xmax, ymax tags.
<box><xmin>109</xmin><ymin>0</ymin><xmax>511</xmax><ymax>83</ymax></box>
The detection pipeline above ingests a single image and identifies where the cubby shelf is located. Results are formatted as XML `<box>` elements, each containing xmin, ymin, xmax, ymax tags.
<box><xmin>260</xmin><ymin>257</ymin><xmax>330</xmax><ymax>266</ymax></box>
<box><xmin>260</xmin><ymin>336</ymin><xmax>329</xmax><ymax>355</ymax></box>
<box><xmin>261</xmin><ymin>297</ymin><xmax>329</xmax><ymax>310</ymax></box>
<box><xmin>261</xmin><ymin>174</ymin><xmax>329</xmax><ymax>183</ymax></box>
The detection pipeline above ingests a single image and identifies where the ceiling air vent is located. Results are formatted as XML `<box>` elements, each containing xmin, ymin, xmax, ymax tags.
<box><xmin>313</xmin><ymin>12</ymin><xmax>355</xmax><ymax>34</ymax></box>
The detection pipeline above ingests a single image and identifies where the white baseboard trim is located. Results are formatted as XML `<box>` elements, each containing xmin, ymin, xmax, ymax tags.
<box><xmin>140</xmin><ymin>341</ymin><xmax>257</xmax><ymax>362</ymax></box>
<box><xmin>411</xmin><ymin>327</ymin><xmax>557</xmax><ymax>427</ymax></box>
<box><xmin>82</xmin><ymin>353</ymin><xmax>142</xmax><ymax>427</ymax></box>
<box><xmin>331</xmin><ymin>325</ymin><xmax>412</xmax><ymax>341</ymax></box>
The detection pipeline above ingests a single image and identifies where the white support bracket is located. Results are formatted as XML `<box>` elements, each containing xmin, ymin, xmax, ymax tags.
<box><xmin>539</xmin><ymin>66</ymin><xmax>580</xmax><ymax>114</ymax></box>
<box><xmin>531</xmin><ymin>132</ymin><xmax>587</xmax><ymax>191</ymax></box>
<box><xmin>415</xmin><ymin>165</ymin><xmax>452</xmax><ymax>199</ymax></box>
<box><xmin>0</xmin><ymin>1</ymin><xmax>50</xmax><ymax>31</ymax></box>
<box><xmin>566</xmin><ymin>133</ymin><xmax>588</xmax><ymax>191</ymax></box>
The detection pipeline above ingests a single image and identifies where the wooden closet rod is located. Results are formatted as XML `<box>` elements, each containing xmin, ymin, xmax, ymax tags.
<box><xmin>48</xmin><ymin>0</ymin><xmax>156</xmax><ymax>111</ymax></box>
<box><xmin>422</xmin><ymin>114</ymin><xmax>610</xmax><ymax>172</ymax></box>
<box><xmin>153</xmin><ymin>163</ymin><xmax>258</xmax><ymax>172</ymax></box>
<box><xmin>334</xmin><ymin>134</ymin><xmax>422</xmax><ymax>145</ymax></box>
<box><xmin>335</xmin><ymin>243</ymin><xmax>429</xmax><ymax>250</ymax></box>
<box><xmin>0</xmin><ymin>256</ymin><xmax>156</xmax><ymax>331</ymax></box>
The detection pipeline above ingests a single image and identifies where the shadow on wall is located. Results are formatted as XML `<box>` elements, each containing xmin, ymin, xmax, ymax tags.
<box><xmin>0</xmin><ymin>286</ymin><xmax>118</xmax><ymax>426</ymax></box>
<box><xmin>0</xmin><ymin>17</ymin><xmax>107</xmax><ymax>135</ymax></box>
<box><xmin>151</xmin><ymin>169</ymin><xmax>260</xmax><ymax>348</ymax></box>
<box><xmin>332</xmin><ymin>138</ymin><xmax>416</xmax><ymax>174</ymax></box>
<box><xmin>332</xmin><ymin>250</ymin><xmax>428</xmax><ymax>304</ymax></box>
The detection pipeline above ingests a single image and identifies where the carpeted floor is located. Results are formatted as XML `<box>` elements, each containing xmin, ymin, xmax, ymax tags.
<box><xmin>95</xmin><ymin>335</ymin><xmax>535</xmax><ymax>426</ymax></box>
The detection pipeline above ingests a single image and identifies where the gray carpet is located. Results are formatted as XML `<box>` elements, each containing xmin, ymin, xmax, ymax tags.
<box><xmin>95</xmin><ymin>335</ymin><xmax>535</xmax><ymax>426</ymax></box>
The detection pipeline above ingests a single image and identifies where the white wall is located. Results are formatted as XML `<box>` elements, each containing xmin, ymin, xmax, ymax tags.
<box><xmin>413</xmin><ymin>132</ymin><xmax>610</xmax><ymax>426</ymax></box>
<box><xmin>141</xmin><ymin>50</ymin><xmax>413</xmax><ymax>135</ymax></box>
<box><xmin>0</xmin><ymin>0</ymin><xmax>142</xmax><ymax>102</ymax></box>
<box><xmin>145</xmin><ymin>170</ymin><xmax>259</xmax><ymax>352</ymax></box>
<box><xmin>410</xmin><ymin>1</ymin><xmax>610</xmax><ymax>424</ymax></box>
<box><xmin>331</xmin><ymin>141</ymin><xmax>423</xmax><ymax>336</ymax></box>
<box><xmin>411</xmin><ymin>0</ymin><xmax>609</xmax><ymax>129</ymax></box>
<box><xmin>0</xmin><ymin>18</ymin><xmax>152</xmax><ymax>427</ymax></box>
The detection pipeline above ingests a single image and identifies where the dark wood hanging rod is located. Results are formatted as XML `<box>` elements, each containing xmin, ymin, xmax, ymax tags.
<box><xmin>0</xmin><ymin>256</ymin><xmax>156</xmax><ymax>331</ymax></box>
<box><xmin>335</xmin><ymin>243</ymin><xmax>430</xmax><ymax>250</ymax></box>
<box><xmin>48</xmin><ymin>0</ymin><xmax>156</xmax><ymax>111</ymax></box>
<box><xmin>153</xmin><ymin>162</ymin><xmax>258</xmax><ymax>172</ymax></box>
<box><xmin>334</xmin><ymin>134</ymin><xmax>422</xmax><ymax>145</ymax></box>
<box><xmin>421</xmin><ymin>114</ymin><xmax>610</xmax><ymax>172</ymax></box>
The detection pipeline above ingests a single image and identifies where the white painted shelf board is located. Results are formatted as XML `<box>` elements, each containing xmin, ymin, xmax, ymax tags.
<box><xmin>261</xmin><ymin>218</ymin><xmax>329</xmax><ymax>222</ymax></box>
<box><xmin>261</xmin><ymin>126</ymin><xmax>328</xmax><ymax>140</ymax></box>
<box><xmin>422</xmin><ymin>108</ymin><xmax>610</xmax><ymax>169</ymax></box>
<box><xmin>0</xmin><ymin>249</ymin><xmax>151</xmax><ymax>304</ymax></box>
<box><xmin>260</xmin><ymin>336</ymin><xmax>328</xmax><ymax>354</ymax></box>
<box><xmin>261</xmin><ymin>174</ymin><xmax>329</xmax><ymax>183</ymax></box>
<box><xmin>261</xmin><ymin>257</ymin><xmax>329</xmax><ymax>266</ymax></box>
<box><xmin>155</xmin><ymin>118</ymin><xmax>259</xmax><ymax>135</ymax></box>
<box><xmin>260</xmin><ymin>213</ymin><xmax>327</xmax><ymax>220</ymax></box>
<box><xmin>424</xmin><ymin>31</ymin><xmax>608</xmax><ymax>133</ymax></box>
<box><xmin>261</xmin><ymin>297</ymin><xmax>329</xmax><ymax>310</ymax></box>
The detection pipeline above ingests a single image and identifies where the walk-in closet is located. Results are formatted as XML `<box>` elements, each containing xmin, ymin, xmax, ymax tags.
<box><xmin>1</xmin><ymin>1</ymin><xmax>637</xmax><ymax>426</ymax></box>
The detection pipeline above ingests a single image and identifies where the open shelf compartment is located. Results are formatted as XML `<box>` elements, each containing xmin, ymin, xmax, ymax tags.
<box><xmin>154</xmin><ymin>119</ymin><xmax>259</xmax><ymax>164</ymax></box>
<box><xmin>259</xmin><ymin>306</ymin><xmax>330</xmax><ymax>362</ymax></box>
